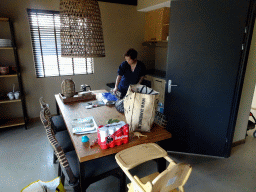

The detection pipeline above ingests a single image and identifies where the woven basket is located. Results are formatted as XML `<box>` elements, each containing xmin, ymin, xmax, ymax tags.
<box><xmin>60</xmin><ymin>0</ymin><xmax>105</xmax><ymax>57</ymax></box>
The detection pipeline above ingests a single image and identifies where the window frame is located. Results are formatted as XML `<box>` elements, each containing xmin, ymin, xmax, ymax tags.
<box><xmin>27</xmin><ymin>8</ymin><xmax>94</xmax><ymax>78</ymax></box>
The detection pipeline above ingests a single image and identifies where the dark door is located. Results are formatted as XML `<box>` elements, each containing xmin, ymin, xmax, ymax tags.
<box><xmin>162</xmin><ymin>0</ymin><xmax>252</xmax><ymax>157</ymax></box>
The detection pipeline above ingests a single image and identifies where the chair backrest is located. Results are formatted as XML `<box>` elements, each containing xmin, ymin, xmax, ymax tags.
<box><xmin>115</xmin><ymin>143</ymin><xmax>192</xmax><ymax>192</ymax></box>
<box><xmin>39</xmin><ymin>97</ymin><xmax>56</xmax><ymax>133</ymax></box>
<box><xmin>40</xmin><ymin>108</ymin><xmax>78</xmax><ymax>185</ymax></box>
<box><xmin>39</xmin><ymin>97</ymin><xmax>52</xmax><ymax>118</ymax></box>
<box><xmin>151</xmin><ymin>163</ymin><xmax>192</xmax><ymax>192</ymax></box>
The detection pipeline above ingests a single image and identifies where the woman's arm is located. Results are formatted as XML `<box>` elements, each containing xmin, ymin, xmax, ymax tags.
<box><xmin>113</xmin><ymin>75</ymin><xmax>122</xmax><ymax>93</ymax></box>
<box><xmin>138</xmin><ymin>76</ymin><xmax>145</xmax><ymax>84</ymax></box>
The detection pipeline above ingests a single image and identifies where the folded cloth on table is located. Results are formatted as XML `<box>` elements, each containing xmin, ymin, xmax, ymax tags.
<box><xmin>72</xmin><ymin>116</ymin><xmax>98</xmax><ymax>134</ymax></box>
<box><xmin>101</xmin><ymin>92</ymin><xmax>118</xmax><ymax>104</ymax></box>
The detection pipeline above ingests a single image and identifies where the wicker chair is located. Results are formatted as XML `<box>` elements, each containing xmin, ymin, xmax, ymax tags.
<box><xmin>40</xmin><ymin>108</ymin><xmax>126</xmax><ymax>192</ymax></box>
<box><xmin>40</xmin><ymin>109</ymin><xmax>79</xmax><ymax>190</ymax></box>
<box><xmin>115</xmin><ymin>143</ymin><xmax>192</xmax><ymax>192</ymax></box>
<box><xmin>39</xmin><ymin>97</ymin><xmax>66</xmax><ymax>133</ymax></box>
<box><xmin>40</xmin><ymin>108</ymin><xmax>74</xmax><ymax>164</ymax></box>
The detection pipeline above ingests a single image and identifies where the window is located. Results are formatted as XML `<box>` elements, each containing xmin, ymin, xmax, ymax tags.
<box><xmin>27</xmin><ymin>9</ymin><xmax>94</xmax><ymax>78</ymax></box>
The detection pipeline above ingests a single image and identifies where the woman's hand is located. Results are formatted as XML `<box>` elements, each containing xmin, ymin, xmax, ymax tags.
<box><xmin>113</xmin><ymin>87</ymin><xmax>118</xmax><ymax>94</ymax></box>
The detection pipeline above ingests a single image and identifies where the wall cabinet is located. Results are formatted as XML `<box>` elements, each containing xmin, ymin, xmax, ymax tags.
<box><xmin>144</xmin><ymin>7</ymin><xmax>170</xmax><ymax>42</ymax></box>
<box><xmin>0</xmin><ymin>18</ymin><xmax>27</xmax><ymax>129</ymax></box>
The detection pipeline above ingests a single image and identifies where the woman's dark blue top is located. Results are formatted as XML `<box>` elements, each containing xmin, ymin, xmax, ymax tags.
<box><xmin>117</xmin><ymin>60</ymin><xmax>146</xmax><ymax>97</ymax></box>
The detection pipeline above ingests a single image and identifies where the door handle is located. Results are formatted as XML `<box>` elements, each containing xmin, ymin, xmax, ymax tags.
<box><xmin>168</xmin><ymin>80</ymin><xmax>178</xmax><ymax>93</ymax></box>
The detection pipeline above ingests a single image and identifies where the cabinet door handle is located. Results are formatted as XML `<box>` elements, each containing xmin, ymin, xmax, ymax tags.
<box><xmin>155</xmin><ymin>80</ymin><xmax>162</xmax><ymax>83</ymax></box>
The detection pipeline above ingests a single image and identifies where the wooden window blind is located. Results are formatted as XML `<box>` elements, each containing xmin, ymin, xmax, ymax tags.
<box><xmin>27</xmin><ymin>9</ymin><xmax>94</xmax><ymax>78</ymax></box>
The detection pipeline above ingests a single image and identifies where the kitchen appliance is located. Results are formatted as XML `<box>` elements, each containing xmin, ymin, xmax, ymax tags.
<box><xmin>80</xmin><ymin>84</ymin><xmax>91</xmax><ymax>92</ymax></box>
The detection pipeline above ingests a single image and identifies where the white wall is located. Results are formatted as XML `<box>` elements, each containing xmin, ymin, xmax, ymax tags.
<box><xmin>155</xmin><ymin>46</ymin><xmax>167</xmax><ymax>71</ymax></box>
<box><xmin>0</xmin><ymin>1</ymin><xmax>154</xmax><ymax>118</ymax></box>
<box><xmin>251</xmin><ymin>85</ymin><xmax>256</xmax><ymax>109</ymax></box>
<box><xmin>233</xmin><ymin>20</ymin><xmax>256</xmax><ymax>142</ymax></box>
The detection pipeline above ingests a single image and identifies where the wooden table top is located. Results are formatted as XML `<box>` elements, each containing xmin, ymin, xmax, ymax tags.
<box><xmin>55</xmin><ymin>90</ymin><xmax>172</xmax><ymax>163</ymax></box>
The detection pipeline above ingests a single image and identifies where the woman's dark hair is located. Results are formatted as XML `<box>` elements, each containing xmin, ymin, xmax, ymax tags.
<box><xmin>124</xmin><ymin>48</ymin><xmax>138</xmax><ymax>60</ymax></box>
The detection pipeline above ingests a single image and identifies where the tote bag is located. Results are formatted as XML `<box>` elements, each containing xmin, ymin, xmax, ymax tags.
<box><xmin>124</xmin><ymin>84</ymin><xmax>159</xmax><ymax>132</ymax></box>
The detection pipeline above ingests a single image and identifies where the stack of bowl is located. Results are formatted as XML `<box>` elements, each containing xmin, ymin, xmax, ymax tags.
<box><xmin>0</xmin><ymin>66</ymin><xmax>9</xmax><ymax>75</ymax></box>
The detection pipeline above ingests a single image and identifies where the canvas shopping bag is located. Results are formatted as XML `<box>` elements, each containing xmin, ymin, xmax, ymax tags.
<box><xmin>21</xmin><ymin>177</ymin><xmax>65</xmax><ymax>192</ymax></box>
<box><xmin>124</xmin><ymin>84</ymin><xmax>159</xmax><ymax>132</ymax></box>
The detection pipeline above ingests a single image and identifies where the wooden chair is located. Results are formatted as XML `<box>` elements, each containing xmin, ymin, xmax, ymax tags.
<box><xmin>115</xmin><ymin>143</ymin><xmax>192</xmax><ymax>192</ymax></box>
<box><xmin>39</xmin><ymin>97</ymin><xmax>66</xmax><ymax>133</ymax></box>
<box><xmin>40</xmin><ymin>109</ymin><xmax>126</xmax><ymax>192</ymax></box>
<box><xmin>40</xmin><ymin>108</ymin><xmax>74</xmax><ymax>164</ymax></box>
<box><xmin>40</xmin><ymin>109</ymin><xmax>79</xmax><ymax>190</ymax></box>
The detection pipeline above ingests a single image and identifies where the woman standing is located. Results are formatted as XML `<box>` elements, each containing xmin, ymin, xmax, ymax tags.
<box><xmin>113</xmin><ymin>48</ymin><xmax>146</xmax><ymax>99</ymax></box>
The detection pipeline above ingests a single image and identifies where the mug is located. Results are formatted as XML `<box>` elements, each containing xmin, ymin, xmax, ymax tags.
<box><xmin>14</xmin><ymin>91</ymin><xmax>20</xmax><ymax>99</ymax></box>
<box><xmin>7</xmin><ymin>92</ymin><xmax>14</xmax><ymax>100</ymax></box>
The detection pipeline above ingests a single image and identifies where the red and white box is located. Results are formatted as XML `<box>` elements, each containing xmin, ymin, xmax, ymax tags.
<box><xmin>97</xmin><ymin>121</ymin><xmax>129</xmax><ymax>149</ymax></box>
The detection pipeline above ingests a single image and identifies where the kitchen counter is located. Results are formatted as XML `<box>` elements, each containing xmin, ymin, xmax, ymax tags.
<box><xmin>106</xmin><ymin>69</ymin><xmax>166</xmax><ymax>90</ymax></box>
<box><xmin>146</xmin><ymin>69</ymin><xmax>166</xmax><ymax>79</ymax></box>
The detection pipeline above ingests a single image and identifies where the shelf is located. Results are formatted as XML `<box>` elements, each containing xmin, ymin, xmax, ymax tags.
<box><xmin>0</xmin><ymin>18</ymin><xmax>28</xmax><ymax>129</ymax></box>
<box><xmin>0</xmin><ymin>47</ymin><xmax>13</xmax><ymax>49</ymax></box>
<box><xmin>0</xmin><ymin>74</ymin><xmax>18</xmax><ymax>78</ymax></box>
<box><xmin>142</xmin><ymin>40</ymin><xmax>168</xmax><ymax>47</ymax></box>
<box><xmin>0</xmin><ymin>18</ymin><xmax>9</xmax><ymax>22</ymax></box>
<box><xmin>0</xmin><ymin>99</ymin><xmax>21</xmax><ymax>104</ymax></box>
<box><xmin>0</xmin><ymin>117</ymin><xmax>25</xmax><ymax>129</ymax></box>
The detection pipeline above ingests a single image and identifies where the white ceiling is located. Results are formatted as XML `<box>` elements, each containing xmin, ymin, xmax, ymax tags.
<box><xmin>137</xmin><ymin>1</ymin><xmax>171</xmax><ymax>12</ymax></box>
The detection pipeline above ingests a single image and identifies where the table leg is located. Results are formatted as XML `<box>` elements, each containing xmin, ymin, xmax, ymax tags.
<box><xmin>156</xmin><ymin>158</ymin><xmax>166</xmax><ymax>173</ymax></box>
<box><xmin>79</xmin><ymin>162</ymin><xmax>87</xmax><ymax>192</ymax></box>
<box><xmin>119</xmin><ymin>170</ymin><xmax>126</xmax><ymax>192</ymax></box>
<box><xmin>56</xmin><ymin>100</ymin><xmax>60</xmax><ymax>115</ymax></box>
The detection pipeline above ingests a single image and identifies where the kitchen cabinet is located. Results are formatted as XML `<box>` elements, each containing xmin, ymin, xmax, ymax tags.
<box><xmin>144</xmin><ymin>7</ymin><xmax>170</xmax><ymax>42</ymax></box>
<box><xmin>0</xmin><ymin>18</ymin><xmax>28</xmax><ymax>129</ymax></box>
<box><xmin>144</xmin><ymin>74</ymin><xmax>153</xmax><ymax>84</ymax></box>
<box><xmin>152</xmin><ymin>76</ymin><xmax>166</xmax><ymax>104</ymax></box>
<box><xmin>144</xmin><ymin>75</ymin><xmax>166</xmax><ymax>104</ymax></box>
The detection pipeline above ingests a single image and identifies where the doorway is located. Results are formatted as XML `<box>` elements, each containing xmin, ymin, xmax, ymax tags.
<box><xmin>233</xmin><ymin>18</ymin><xmax>256</xmax><ymax>144</ymax></box>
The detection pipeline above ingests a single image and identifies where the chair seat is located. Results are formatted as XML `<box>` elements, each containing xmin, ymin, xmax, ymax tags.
<box><xmin>55</xmin><ymin>130</ymin><xmax>74</xmax><ymax>152</ymax></box>
<box><xmin>66</xmin><ymin>151</ymin><xmax>120</xmax><ymax>179</ymax></box>
<box><xmin>52</xmin><ymin>115</ymin><xmax>67</xmax><ymax>133</ymax></box>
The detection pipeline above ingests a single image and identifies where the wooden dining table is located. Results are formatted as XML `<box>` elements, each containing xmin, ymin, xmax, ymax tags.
<box><xmin>55</xmin><ymin>90</ymin><xmax>172</xmax><ymax>191</ymax></box>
